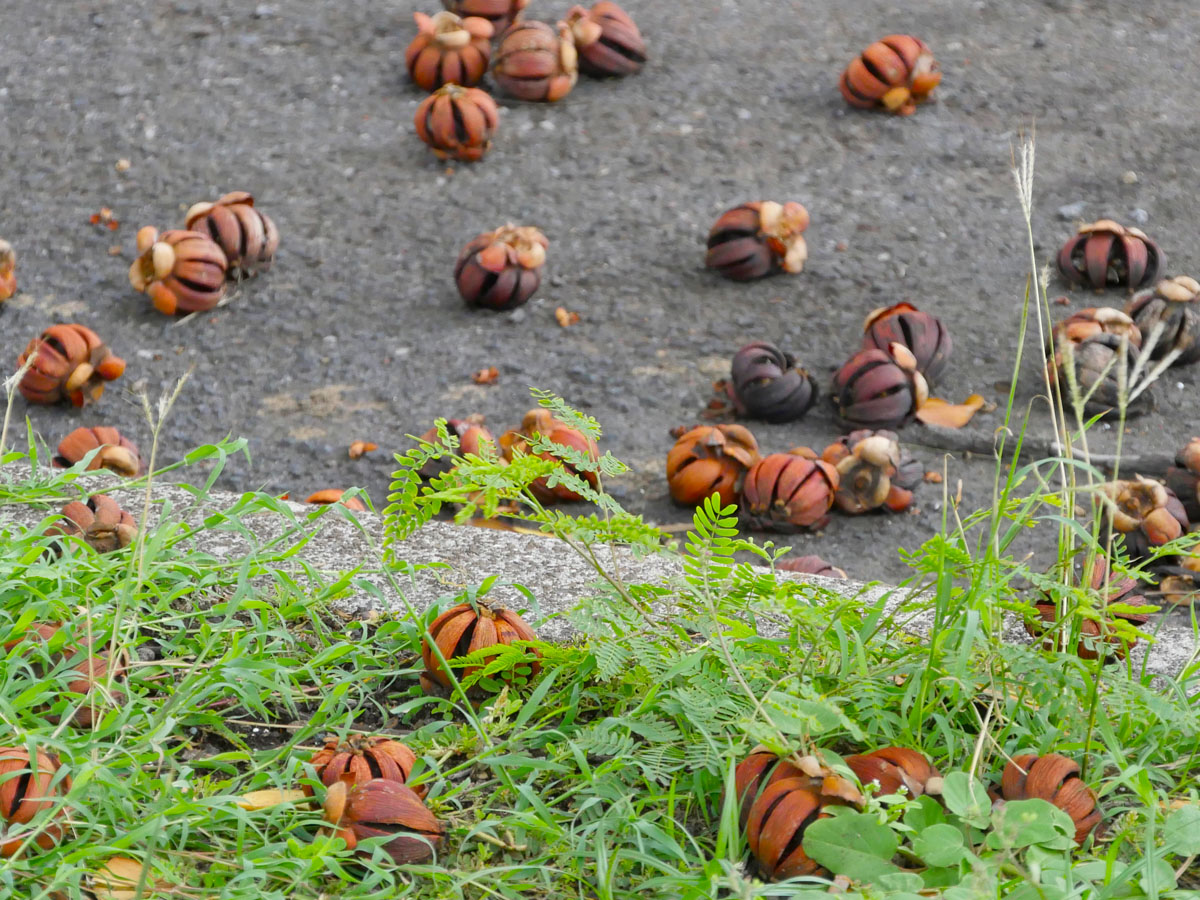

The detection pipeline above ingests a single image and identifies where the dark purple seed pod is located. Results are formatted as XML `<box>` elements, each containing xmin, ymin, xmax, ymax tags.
<box><xmin>564</xmin><ymin>2</ymin><xmax>646</xmax><ymax>77</ymax></box>
<box><xmin>861</xmin><ymin>302</ymin><xmax>952</xmax><ymax>384</ymax></box>
<box><xmin>726</xmin><ymin>341</ymin><xmax>817</xmax><ymax>423</ymax></box>
<box><xmin>1056</xmin><ymin>219</ymin><xmax>1164</xmax><ymax>292</ymax></box>
<box><xmin>705</xmin><ymin>202</ymin><xmax>809</xmax><ymax>281</ymax></box>
<box><xmin>454</xmin><ymin>225</ymin><xmax>548</xmax><ymax>311</ymax></box>
<box><xmin>1048</xmin><ymin>332</ymin><xmax>1152</xmax><ymax>419</ymax></box>
<box><xmin>1164</xmin><ymin>437</ymin><xmax>1200</xmax><ymax>522</ymax></box>
<box><xmin>830</xmin><ymin>348</ymin><xmax>925</xmax><ymax>430</ymax></box>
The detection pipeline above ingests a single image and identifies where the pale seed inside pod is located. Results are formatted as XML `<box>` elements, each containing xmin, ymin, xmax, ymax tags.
<box><xmin>135</xmin><ymin>225</ymin><xmax>159</xmax><ymax>253</ymax></box>
<box><xmin>151</xmin><ymin>242</ymin><xmax>176</xmax><ymax>280</ymax></box>
<box><xmin>64</xmin><ymin>363</ymin><xmax>95</xmax><ymax>392</ymax></box>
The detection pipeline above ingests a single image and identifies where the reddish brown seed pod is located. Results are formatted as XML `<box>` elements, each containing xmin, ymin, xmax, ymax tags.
<box><xmin>821</xmin><ymin>430</ymin><xmax>918</xmax><ymax>515</ymax></box>
<box><xmin>1000</xmin><ymin>753</ymin><xmax>1101</xmax><ymax>844</ymax></box>
<box><xmin>128</xmin><ymin>227</ymin><xmax>228</xmax><ymax>315</ymax></box>
<box><xmin>0</xmin><ymin>746</ymin><xmax>71</xmax><ymax>858</ymax></box>
<box><xmin>1025</xmin><ymin>557</ymin><xmax>1150</xmax><ymax>662</ymax></box>
<box><xmin>830</xmin><ymin>347</ymin><xmax>927</xmax><ymax>430</ymax></box>
<box><xmin>53</xmin><ymin>426</ymin><xmax>143</xmax><ymax>477</ymax></box>
<box><xmin>839</xmin><ymin>35</ymin><xmax>941</xmax><ymax>115</ymax></box>
<box><xmin>414</xmin><ymin>83</ymin><xmax>499</xmax><ymax>162</ymax></box>
<box><xmin>420</xmin><ymin>599</ymin><xmax>540</xmax><ymax>694</ymax></box>
<box><xmin>1047</xmin><ymin>332</ymin><xmax>1151</xmax><ymax>419</ymax></box>
<box><xmin>47</xmin><ymin>495</ymin><xmax>137</xmax><ymax>553</ymax></box>
<box><xmin>184</xmin><ymin>192</ymin><xmax>279</xmax><ymax>277</ymax></box>
<box><xmin>305</xmin><ymin>490</ymin><xmax>368</xmax><ymax>511</ymax></box>
<box><xmin>1165</xmin><ymin>437</ymin><xmax>1200</xmax><ymax>522</ymax></box>
<box><xmin>776</xmin><ymin>556</ymin><xmax>847</xmax><ymax>578</ymax></box>
<box><xmin>0</xmin><ymin>239</ymin><xmax>15</xmax><ymax>302</ymax></box>
<box><xmin>665</xmin><ymin>424</ymin><xmax>760</xmax><ymax>507</ymax></box>
<box><xmin>1155</xmin><ymin>551</ymin><xmax>1200</xmax><ymax>607</ymax></box>
<box><xmin>1126</xmin><ymin>276</ymin><xmax>1200</xmax><ymax>366</ymax></box>
<box><xmin>492</xmin><ymin>20</ymin><xmax>578</xmax><ymax>102</ymax></box>
<box><xmin>418</xmin><ymin>416</ymin><xmax>500</xmax><ymax>478</ymax></box>
<box><xmin>442</xmin><ymin>0</ymin><xmax>527</xmax><ymax>33</ymax></box>
<box><xmin>741</xmin><ymin>453</ymin><xmax>839</xmax><ymax>532</ymax></box>
<box><xmin>1050</xmin><ymin>307</ymin><xmax>1142</xmax><ymax>350</ymax></box>
<box><xmin>16</xmin><ymin>324</ymin><xmax>126</xmax><ymax>408</ymax></box>
<box><xmin>322</xmin><ymin>778</ymin><xmax>443</xmax><ymax>864</ymax></box>
<box><xmin>705</xmin><ymin>202</ymin><xmax>809</xmax><ymax>281</ymax></box>
<box><xmin>455</xmin><ymin>224</ymin><xmax>548</xmax><ymax>310</ymax></box>
<box><xmin>845</xmin><ymin>746</ymin><xmax>941</xmax><ymax>798</ymax></box>
<box><xmin>406</xmin><ymin>11</ymin><xmax>495</xmax><ymax>91</ymax></box>
<box><xmin>861</xmin><ymin>302</ymin><xmax>952</xmax><ymax>384</ymax></box>
<box><xmin>62</xmin><ymin>650</ymin><xmax>128</xmax><ymax>729</ymax></box>
<box><xmin>499</xmin><ymin>408</ymin><xmax>600</xmax><ymax>503</ymax></box>
<box><xmin>726</xmin><ymin>341</ymin><xmax>817</xmax><ymax>423</ymax></box>
<box><xmin>306</xmin><ymin>734</ymin><xmax>419</xmax><ymax>796</ymax></box>
<box><xmin>1099</xmin><ymin>476</ymin><xmax>1188</xmax><ymax>563</ymax></box>
<box><xmin>1057</xmin><ymin>220</ymin><xmax>1164</xmax><ymax>292</ymax></box>
<box><xmin>745</xmin><ymin>778</ymin><xmax>831</xmax><ymax>881</ymax></box>
<box><xmin>733</xmin><ymin>749</ymin><xmax>805</xmax><ymax>829</ymax></box>
<box><xmin>564</xmin><ymin>2</ymin><xmax>646</xmax><ymax>77</ymax></box>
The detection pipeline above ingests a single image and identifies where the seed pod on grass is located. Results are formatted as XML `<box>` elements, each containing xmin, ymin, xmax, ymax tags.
<box><xmin>323</xmin><ymin>778</ymin><xmax>443</xmax><ymax>864</ymax></box>
<box><xmin>1126</xmin><ymin>276</ymin><xmax>1200</xmax><ymax>366</ymax></box>
<box><xmin>184</xmin><ymin>193</ymin><xmax>279</xmax><ymax>277</ymax></box>
<box><xmin>128</xmin><ymin>227</ymin><xmax>228</xmax><ymax>315</ymax></box>
<box><xmin>776</xmin><ymin>555</ymin><xmax>847</xmax><ymax>578</ymax></box>
<box><xmin>48</xmin><ymin>495</ymin><xmax>137</xmax><ymax>553</ymax></box>
<box><xmin>499</xmin><ymin>408</ymin><xmax>599</xmax><ymax>502</ymax></box>
<box><xmin>53</xmin><ymin>426</ymin><xmax>143</xmax><ymax>477</ymax></box>
<box><xmin>306</xmin><ymin>734</ymin><xmax>419</xmax><ymax>795</ymax></box>
<box><xmin>414</xmin><ymin>83</ymin><xmax>499</xmax><ymax>162</ymax></box>
<box><xmin>839</xmin><ymin>35</ymin><xmax>941</xmax><ymax>115</ymax></box>
<box><xmin>705</xmin><ymin>202</ymin><xmax>809</xmax><ymax>281</ymax></box>
<box><xmin>830</xmin><ymin>347</ymin><xmax>927</xmax><ymax>430</ymax></box>
<box><xmin>821</xmin><ymin>430</ymin><xmax>918</xmax><ymax>514</ymax></box>
<box><xmin>845</xmin><ymin>746</ymin><xmax>941</xmax><ymax>797</ymax></box>
<box><xmin>741</xmin><ymin>453</ymin><xmax>839</xmax><ymax>532</ymax></box>
<box><xmin>726</xmin><ymin>341</ymin><xmax>817</xmax><ymax>423</ymax></box>
<box><xmin>492</xmin><ymin>20</ymin><xmax>578</xmax><ymax>102</ymax></box>
<box><xmin>564</xmin><ymin>2</ymin><xmax>646</xmax><ymax>77</ymax></box>
<box><xmin>745</xmin><ymin>779</ymin><xmax>831</xmax><ymax>881</ymax></box>
<box><xmin>1057</xmin><ymin>220</ymin><xmax>1163</xmax><ymax>292</ymax></box>
<box><xmin>861</xmin><ymin>302</ymin><xmax>952</xmax><ymax>383</ymax></box>
<box><xmin>665</xmin><ymin>424</ymin><xmax>760</xmax><ymax>507</ymax></box>
<box><xmin>421</xmin><ymin>599</ymin><xmax>540</xmax><ymax>695</ymax></box>
<box><xmin>1048</xmin><ymin>332</ymin><xmax>1151</xmax><ymax>419</ymax></box>
<box><xmin>17</xmin><ymin>324</ymin><xmax>126</xmax><ymax>408</ymax></box>
<box><xmin>0</xmin><ymin>746</ymin><xmax>71</xmax><ymax>857</ymax></box>
<box><xmin>1165</xmin><ymin>437</ymin><xmax>1200</xmax><ymax>522</ymax></box>
<box><xmin>1098</xmin><ymin>476</ymin><xmax>1188</xmax><ymax>563</ymax></box>
<box><xmin>1025</xmin><ymin>557</ymin><xmax>1150</xmax><ymax>662</ymax></box>
<box><xmin>442</xmin><ymin>0</ymin><xmax>527</xmax><ymax>33</ymax></box>
<box><xmin>733</xmin><ymin>748</ymin><xmax>864</xmax><ymax>832</ymax></box>
<box><xmin>455</xmin><ymin>224</ymin><xmax>548</xmax><ymax>310</ymax></box>
<box><xmin>406</xmin><ymin>12</ymin><xmax>494</xmax><ymax>91</ymax></box>
<box><xmin>1000</xmin><ymin>753</ymin><xmax>1101</xmax><ymax>844</ymax></box>
<box><xmin>0</xmin><ymin>239</ymin><xmax>15</xmax><ymax>301</ymax></box>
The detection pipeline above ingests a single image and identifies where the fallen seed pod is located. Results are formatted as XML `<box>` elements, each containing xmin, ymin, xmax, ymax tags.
<box><xmin>733</xmin><ymin>748</ymin><xmax>863</xmax><ymax>832</ymax></box>
<box><xmin>184</xmin><ymin>193</ymin><xmax>279</xmax><ymax>277</ymax></box>
<box><xmin>420</xmin><ymin>598</ymin><xmax>540</xmax><ymax>694</ymax></box>
<box><xmin>1155</xmin><ymin>551</ymin><xmax>1200</xmax><ymax>607</ymax></box>
<box><xmin>821</xmin><ymin>429</ymin><xmax>918</xmax><ymax>515</ymax></box>
<box><xmin>492</xmin><ymin>20</ymin><xmax>578</xmax><ymax>102</ymax></box>
<box><xmin>746</xmin><ymin>778</ymin><xmax>831</xmax><ymax>881</ymax></box>
<box><xmin>1165</xmin><ymin>437</ymin><xmax>1200</xmax><ymax>521</ymax></box>
<box><xmin>1050</xmin><ymin>306</ymin><xmax>1142</xmax><ymax>351</ymax></box>
<box><xmin>0</xmin><ymin>746</ymin><xmax>71</xmax><ymax>857</ymax></box>
<box><xmin>741</xmin><ymin>453</ymin><xmax>839</xmax><ymax>532</ymax></box>
<box><xmin>564</xmin><ymin>2</ymin><xmax>646</xmax><ymax>77</ymax></box>
<box><xmin>776</xmin><ymin>555</ymin><xmax>847</xmax><ymax>578</ymax></box>
<box><xmin>1000</xmin><ymin>753</ymin><xmax>1101</xmax><ymax>844</ymax></box>
<box><xmin>418</xmin><ymin>416</ymin><xmax>499</xmax><ymax>478</ymax></box>
<box><xmin>406</xmin><ymin>11</ymin><xmax>494</xmax><ymax>91</ymax></box>
<box><xmin>1126</xmin><ymin>276</ymin><xmax>1200</xmax><ymax>366</ymax></box>
<box><xmin>323</xmin><ymin>778</ymin><xmax>443</xmax><ymax>864</ymax></box>
<box><xmin>85</xmin><ymin>857</ymin><xmax>170</xmax><ymax>899</ymax></box>
<box><xmin>665</xmin><ymin>424</ymin><xmax>760</xmax><ymax>507</ymax></box>
<box><xmin>442</xmin><ymin>0</ymin><xmax>527</xmax><ymax>33</ymax></box>
<box><xmin>0</xmin><ymin>622</ymin><xmax>125</xmax><ymax>728</ymax></box>
<box><xmin>705</xmin><ymin>201</ymin><xmax>809</xmax><ymax>281</ymax></box>
<box><xmin>1057</xmin><ymin>220</ymin><xmax>1163</xmax><ymax>292</ymax></box>
<box><xmin>305</xmin><ymin>490</ymin><xmax>367</xmax><ymax>511</ymax></box>
<box><xmin>845</xmin><ymin>746</ymin><xmax>942</xmax><ymax>798</ymax></box>
<box><xmin>1048</xmin><ymin>332</ymin><xmax>1152</xmax><ymax>419</ymax></box>
<box><xmin>414</xmin><ymin>83</ymin><xmax>499</xmax><ymax>162</ymax></box>
<box><xmin>861</xmin><ymin>302</ymin><xmax>952</xmax><ymax>383</ymax></box>
<box><xmin>53</xmin><ymin>426</ymin><xmax>143</xmax><ymax>476</ymax></box>
<box><xmin>500</xmin><ymin>408</ymin><xmax>599</xmax><ymax>502</ymax></box>
<box><xmin>839</xmin><ymin>35</ymin><xmax>941</xmax><ymax>115</ymax></box>
<box><xmin>17</xmin><ymin>324</ymin><xmax>126</xmax><ymax>408</ymax></box>
<box><xmin>0</xmin><ymin>239</ymin><xmax>15</xmax><ymax>301</ymax></box>
<box><xmin>455</xmin><ymin>224</ymin><xmax>548</xmax><ymax>310</ymax></box>
<box><xmin>47</xmin><ymin>495</ymin><xmax>137</xmax><ymax>553</ymax></box>
<box><xmin>726</xmin><ymin>341</ymin><xmax>817</xmax><ymax>423</ymax></box>
<box><xmin>830</xmin><ymin>347</ymin><xmax>927</xmax><ymax>430</ymax></box>
<box><xmin>1098</xmin><ymin>477</ymin><xmax>1188</xmax><ymax>563</ymax></box>
<box><xmin>128</xmin><ymin>227</ymin><xmax>228</xmax><ymax>315</ymax></box>
<box><xmin>307</xmin><ymin>734</ymin><xmax>419</xmax><ymax>795</ymax></box>
<box><xmin>1025</xmin><ymin>557</ymin><xmax>1150</xmax><ymax>662</ymax></box>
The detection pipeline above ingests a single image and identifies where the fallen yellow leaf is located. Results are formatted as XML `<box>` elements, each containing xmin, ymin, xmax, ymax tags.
<box><xmin>916</xmin><ymin>393</ymin><xmax>986</xmax><ymax>428</ymax></box>
<box><xmin>236</xmin><ymin>788</ymin><xmax>308</xmax><ymax>810</ymax></box>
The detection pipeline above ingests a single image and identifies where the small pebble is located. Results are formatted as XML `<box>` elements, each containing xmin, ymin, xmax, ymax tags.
<box><xmin>1130</xmin><ymin>208</ymin><xmax>1149</xmax><ymax>224</ymax></box>
<box><xmin>1121</xmin><ymin>170</ymin><xmax>1138</xmax><ymax>184</ymax></box>
<box><xmin>1057</xmin><ymin>201</ymin><xmax>1087</xmax><ymax>220</ymax></box>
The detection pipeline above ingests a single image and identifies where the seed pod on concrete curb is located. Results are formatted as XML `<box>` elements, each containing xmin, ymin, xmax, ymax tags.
<box><xmin>1056</xmin><ymin>220</ymin><xmax>1163</xmax><ymax>292</ymax></box>
<box><xmin>741</xmin><ymin>453</ymin><xmax>839</xmax><ymax>532</ymax></box>
<box><xmin>184</xmin><ymin>193</ymin><xmax>280</xmax><ymax>277</ymax></box>
<box><xmin>455</xmin><ymin>224</ymin><xmax>548</xmax><ymax>310</ymax></box>
<box><xmin>564</xmin><ymin>2</ymin><xmax>646</xmax><ymax>77</ymax></box>
<box><xmin>726</xmin><ymin>341</ymin><xmax>817</xmax><ymax>423</ymax></box>
<box><xmin>1025</xmin><ymin>557</ymin><xmax>1151</xmax><ymax>662</ymax></box>
<box><xmin>830</xmin><ymin>347</ymin><xmax>927</xmax><ymax>430</ymax></box>
<box><xmin>776</xmin><ymin>555</ymin><xmax>847</xmax><ymax>578</ymax></box>
<box><xmin>845</xmin><ymin>747</ymin><xmax>942</xmax><ymax>798</ymax></box>
<box><xmin>1048</xmin><ymin>333</ymin><xmax>1152</xmax><ymax>419</ymax></box>
<box><xmin>861</xmin><ymin>302</ymin><xmax>952</xmax><ymax>384</ymax></box>
<box><xmin>420</xmin><ymin>599</ymin><xmax>540</xmax><ymax>695</ymax></box>
<box><xmin>492</xmin><ymin>20</ymin><xmax>578</xmax><ymax>102</ymax></box>
<box><xmin>1098</xmin><ymin>477</ymin><xmax>1188</xmax><ymax>563</ymax></box>
<box><xmin>839</xmin><ymin>35</ymin><xmax>941</xmax><ymax>115</ymax></box>
<box><xmin>17</xmin><ymin>324</ymin><xmax>126</xmax><ymax>408</ymax></box>
<box><xmin>0</xmin><ymin>239</ymin><xmax>15</xmax><ymax>301</ymax></box>
<box><xmin>306</xmin><ymin>490</ymin><xmax>367</xmax><ymax>511</ymax></box>
<box><xmin>1125</xmin><ymin>276</ymin><xmax>1200</xmax><ymax>366</ymax></box>
<box><xmin>500</xmin><ymin>408</ymin><xmax>599</xmax><ymax>502</ymax></box>
<box><xmin>419</xmin><ymin>417</ymin><xmax>499</xmax><ymax>478</ymax></box>
<box><xmin>306</xmin><ymin>734</ymin><xmax>419</xmax><ymax>796</ymax></box>
<box><xmin>705</xmin><ymin>202</ymin><xmax>809</xmax><ymax>281</ymax></box>
<box><xmin>53</xmin><ymin>426</ymin><xmax>143</xmax><ymax>477</ymax></box>
<box><xmin>0</xmin><ymin>746</ymin><xmax>71</xmax><ymax>858</ymax></box>
<box><xmin>323</xmin><ymin>778</ymin><xmax>443</xmax><ymax>864</ymax></box>
<box><xmin>821</xmin><ymin>430</ymin><xmax>917</xmax><ymax>514</ymax></box>
<box><xmin>47</xmin><ymin>495</ymin><xmax>137</xmax><ymax>553</ymax></box>
<box><xmin>414</xmin><ymin>83</ymin><xmax>499</xmax><ymax>162</ymax></box>
<box><xmin>1165</xmin><ymin>437</ymin><xmax>1200</xmax><ymax>522</ymax></box>
<box><xmin>745</xmin><ymin>779</ymin><xmax>832</xmax><ymax>881</ymax></box>
<box><xmin>442</xmin><ymin>0</ymin><xmax>527</xmax><ymax>34</ymax></box>
<box><xmin>1000</xmin><ymin>753</ymin><xmax>1101</xmax><ymax>844</ymax></box>
<box><xmin>1050</xmin><ymin>307</ymin><xmax>1142</xmax><ymax>350</ymax></box>
<box><xmin>128</xmin><ymin>227</ymin><xmax>228</xmax><ymax>315</ymax></box>
<box><xmin>406</xmin><ymin>12</ymin><xmax>494</xmax><ymax>91</ymax></box>
<box><xmin>665</xmin><ymin>424</ymin><xmax>760</xmax><ymax>507</ymax></box>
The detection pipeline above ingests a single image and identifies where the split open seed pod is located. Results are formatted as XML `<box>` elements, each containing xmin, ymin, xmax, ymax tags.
<box><xmin>1126</xmin><ymin>275</ymin><xmax>1200</xmax><ymax>366</ymax></box>
<box><xmin>499</xmin><ymin>408</ymin><xmax>599</xmax><ymax>502</ymax></box>
<box><xmin>821</xmin><ymin>429</ymin><xmax>919</xmax><ymax>515</ymax></box>
<box><xmin>492</xmin><ymin>20</ymin><xmax>578</xmax><ymax>102</ymax></box>
<box><xmin>1154</xmin><ymin>550</ymin><xmax>1200</xmax><ymax>607</ymax></box>
<box><xmin>1165</xmin><ymin>437</ymin><xmax>1200</xmax><ymax>522</ymax></box>
<box><xmin>442</xmin><ymin>0</ymin><xmax>527</xmax><ymax>33</ymax></box>
<box><xmin>418</xmin><ymin>416</ymin><xmax>499</xmax><ymax>478</ymax></box>
<box><xmin>421</xmin><ymin>598</ymin><xmax>540</xmax><ymax>695</ymax></box>
<box><xmin>184</xmin><ymin>192</ymin><xmax>279</xmax><ymax>277</ymax></box>
<box><xmin>455</xmin><ymin>224</ymin><xmax>548</xmax><ymax>310</ymax></box>
<box><xmin>128</xmin><ymin>227</ymin><xmax>228</xmax><ymax>315</ymax></box>
<box><xmin>741</xmin><ymin>453</ymin><xmax>839</xmax><ymax>532</ymax></box>
<box><xmin>323</xmin><ymin>778</ymin><xmax>443</xmax><ymax>864</ymax></box>
<box><xmin>839</xmin><ymin>35</ymin><xmax>941</xmax><ymax>115</ymax></box>
<box><xmin>305</xmin><ymin>490</ymin><xmax>367</xmax><ymax>511</ymax></box>
<box><xmin>1048</xmin><ymin>331</ymin><xmax>1152</xmax><ymax>419</ymax></box>
<box><xmin>1025</xmin><ymin>557</ymin><xmax>1150</xmax><ymax>662</ymax></box>
<box><xmin>845</xmin><ymin>746</ymin><xmax>941</xmax><ymax>798</ymax></box>
<box><xmin>307</xmin><ymin>734</ymin><xmax>419</xmax><ymax>795</ymax></box>
<box><xmin>746</xmin><ymin>778</ymin><xmax>834</xmax><ymax>881</ymax></box>
<box><xmin>705</xmin><ymin>201</ymin><xmax>809</xmax><ymax>281</ymax></box>
<box><xmin>407</xmin><ymin>11</ymin><xmax>494</xmax><ymax>91</ymax></box>
<box><xmin>666</xmin><ymin>424</ymin><xmax>760</xmax><ymax>507</ymax></box>
<box><xmin>733</xmin><ymin>747</ymin><xmax>863</xmax><ymax>832</ymax></box>
<box><xmin>0</xmin><ymin>746</ymin><xmax>71</xmax><ymax>857</ymax></box>
<box><xmin>0</xmin><ymin>239</ymin><xmax>15</xmax><ymax>301</ymax></box>
<box><xmin>1000</xmin><ymin>753</ymin><xmax>1101</xmax><ymax>844</ymax></box>
<box><xmin>1051</xmin><ymin>307</ymin><xmax>1142</xmax><ymax>349</ymax></box>
<box><xmin>564</xmin><ymin>2</ymin><xmax>646</xmax><ymax>77</ymax></box>
<box><xmin>47</xmin><ymin>495</ymin><xmax>137</xmax><ymax>553</ymax></box>
<box><xmin>1057</xmin><ymin>220</ymin><xmax>1163</xmax><ymax>292</ymax></box>
<box><xmin>726</xmin><ymin>341</ymin><xmax>817</xmax><ymax>423</ymax></box>
<box><xmin>1098</xmin><ymin>476</ymin><xmax>1188</xmax><ymax>563</ymax></box>
<box><xmin>776</xmin><ymin>555</ymin><xmax>847</xmax><ymax>578</ymax></box>
<box><xmin>53</xmin><ymin>426</ymin><xmax>143</xmax><ymax>477</ymax></box>
<box><xmin>861</xmin><ymin>302</ymin><xmax>952</xmax><ymax>384</ymax></box>
<box><xmin>830</xmin><ymin>347</ymin><xmax>925</xmax><ymax>430</ymax></box>
<box><xmin>17</xmin><ymin>324</ymin><xmax>126</xmax><ymax>408</ymax></box>
<box><xmin>62</xmin><ymin>650</ymin><xmax>129</xmax><ymax>729</ymax></box>
<box><xmin>414</xmin><ymin>83</ymin><xmax>499</xmax><ymax>162</ymax></box>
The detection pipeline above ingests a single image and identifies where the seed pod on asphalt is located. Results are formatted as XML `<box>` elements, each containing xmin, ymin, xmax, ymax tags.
<box><xmin>1050</xmin><ymin>307</ymin><xmax>1142</xmax><ymax>350</ymax></box>
<box><xmin>17</xmin><ymin>324</ymin><xmax>126</xmax><ymax>408</ymax></box>
<box><xmin>1056</xmin><ymin>220</ymin><xmax>1163</xmax><ymax>292</ymax></box>
<box><xmin>845</xmin><ymin>746</ymin><xmax>942</xmax><ymax>798</ymax></box>
<box><xmin>1099</xmin><ymin>476</ymin><xmax>1188</xmax><ymax>563</ymax></box>
<box><xmin>564</xmin><ymin>2</ymin><xmax>646</xmax><ymax>77</ymax></box>
<box><xmin>821</xmin><ymin>429</ymin><xmax>917</xmax><ymax>514</ymax></box>
<box><xmin>492</xmin><ymin>20</ymin><xmax>578</xmax><ymax>102</ymax></box>
<box><xmin>1025</xmin><ymin>557</ymin><xmax>1151</xmax><ymax>661</ymax></box>
<box><xmin>726</xmin><ymin>341</ymin><xmax>817</xmax><ymax>423</ymax></box>
<box><xmin>414</xmin><ymin>83</ymin><xmax>499</xmax><ymax>162</ymax></box>
<box><xmin>184</xmin><ymin>193</ymin><xmax>279</xmax><ymax>277</ymax></box>
<box><xmin>1165</xmin><ymin>437</ymin><xmax>1200</xmax><ymax>522</ymax></box>
<box><xmin>705</xmin><ymin>201</ymin><xmax>809</xmax><ymax>281</ymax></box>
<box><xmin>419</xmin><ymin>416</ymin><xmax>499</xmax><ymax>478</ymax></box>
<box><xmin>830</xmin><ymin>347</ymin><xmax>927</xmax><ymax>430</ymax></box>
<box><xmin>307</xmin><ymin>734</ymin><xmax>419</xmax><ymax>795</ymax></box>
<box><xmin>420</xmin><ymin>599</ymin><xmax>540</xmax><ymax>694</ymax></box>
<box><xmin>442</xmin><ymin>0</ymin><xmax>527</xmax><ymax>34</ymax></box>
<box><xmin>323</xmin><ymin>778</ymin><xmax>443</xmax><ymax>864</ymax></box>
<box><xmin>0</xmin><ymin>746</ymin><xmax>71</xmax><ymax>858</ymax></box>
<box><xmin>455</xmin><ymin>224</ymin><xmax>548</xmax><ymax>310</ymax></box>
<box><xmin>839</xmin><ymin>35</ymin><xmax>941</xmax><ymax>115</ymax></box>
<box><xmin>1048</xmin><ymin>332</ymin><xmax>1152</xmax><ymax>419</ymax></box>
<box><xmin>53</xmin><ymin>426</ymin><xmax>143</xmax><ymax>477</ymax></box>
<box><xmin>745</xmin><ymin>779</ymin><xmax>831</xmax><ymax>881</ymax></box>
<box><xmin>741</xmin><ymin>453</ymin><xmax>839</xmax><ymax>532</ymax></box>
<box><xmin>128</xmin><ymin>227</ymin><xmax>228</xmax><ymax>315</ymax></box>
<box><xmin>500</xmin><ymin>408</ymin><xmax>599</xmax><ymax>502</ymax></box>
<box><xmin>1125</xmin><ymin>276</ymin><xmax>1200</xmax><ymax>366</ymax></box>
<box><xmin>665</xmin><ymin>424</ymin><xmax>760</xmax><ymax>507</ymax></box>
<box><xmin>406</xmin><ymin>11</ymin><xmax>494</xmax><ymax>91</ymax></box>
<box><xmin>1000</xmin><ymin>753</ymin><xmax>1101</xmax><ymax>844</ymax></box>
<box><xmin>0</xmin><ymin>239</ymin><xmax>15</xmax><ymax>301</ymax></box>
<box><xmin>48</xmin><ymin>495</ymin><xmax>137</xmax><ymax>553</ymax></box>
<box><xmin>861</xmin><ymin>302</ymin><xmax>951</xmax><ymax>384</ymax></box>
<box><xmin>776</xmin><ymin>555</ymin><xmax>847</xmax><ymax>578</ymax></box>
